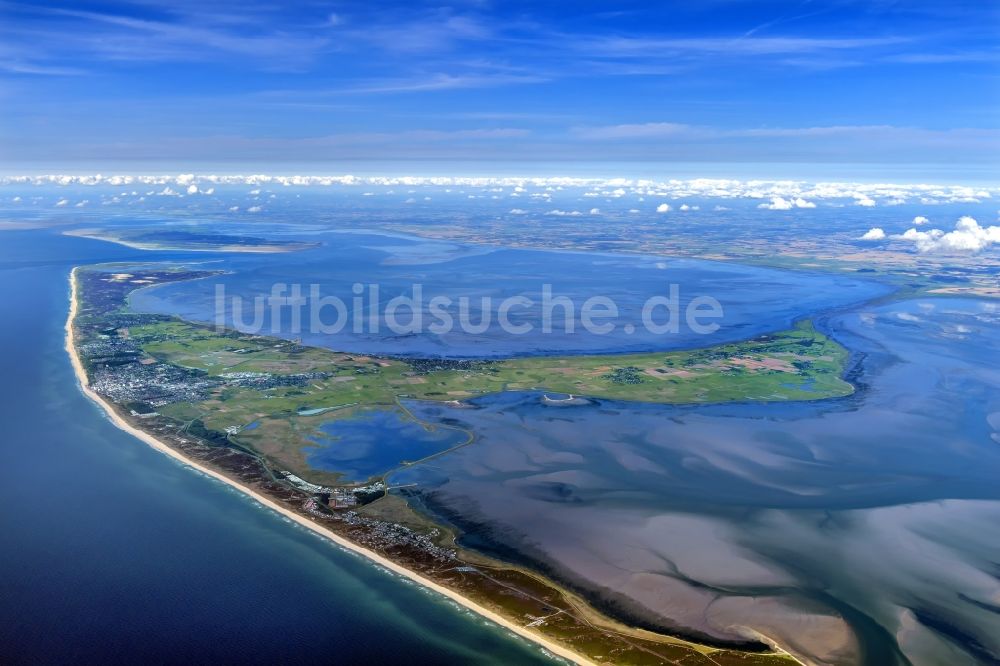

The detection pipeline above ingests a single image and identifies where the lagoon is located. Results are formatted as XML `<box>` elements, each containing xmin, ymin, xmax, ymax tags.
<box><xmin>307</xmin><ymin>409</ymin><xmax>467</xmax><ymax>482</ymax></box>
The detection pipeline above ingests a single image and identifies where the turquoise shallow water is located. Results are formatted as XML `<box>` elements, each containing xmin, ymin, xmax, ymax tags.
<box><xmin>0</xmin><ymin>230</ymin><xmax>559</xmax><ymax>664</ymax></box>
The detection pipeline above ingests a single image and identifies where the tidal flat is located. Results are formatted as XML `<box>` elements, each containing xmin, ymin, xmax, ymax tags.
<box><xmin>394</xmin><ymin>298</ymin><xmax>1000</xmax><ymax>665</ymax></box>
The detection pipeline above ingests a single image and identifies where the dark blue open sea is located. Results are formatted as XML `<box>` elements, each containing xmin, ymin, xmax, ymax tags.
<box><xmin>0</xmin><ymin>230</ymin><xmax>558</xmax><ymax>664</ymax></box>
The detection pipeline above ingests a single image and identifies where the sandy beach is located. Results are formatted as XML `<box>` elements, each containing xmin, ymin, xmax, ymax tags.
<box><xmin>65</xmin><ymin>267</ymin><xmax>594</xmax><ymax>666</ymax></box>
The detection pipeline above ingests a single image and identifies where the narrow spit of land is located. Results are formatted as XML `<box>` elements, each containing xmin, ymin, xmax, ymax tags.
<box><xmin>70</xmin><ymin>264</ymin><xmax>837</xmax><ymax>666</ymax></box>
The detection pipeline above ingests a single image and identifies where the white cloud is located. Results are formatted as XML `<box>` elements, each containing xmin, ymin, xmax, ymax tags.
<box><xmin>895</xmin><ymin>216</ymin><xmax>1000</xmax><ymax>253</ymax></box>
<box><xmin>656</xmin><ymin>203</ymin><xmax>671</xmax><ymax>213</ymax></box>
<box><xmin>247</xmin><ymin>205</ymin><xmax>263</xmax><ymax>213</ymax></box>
<box><xmin>913</xmin><ymin>215</ymin><xmax>929</xmax><ymax>225</ymax></box>
<box><xmin>509</xmin><ymin>208</ymin><xmax>528</xmax><ymax>215</ymax></box>
<box><xmin>55</xmin><ymin>198</ymin><xmax>68</xmax><ymax>207</ymax></box>
<box><xmin>228</xmin><ymin>205</ymin><xmax>240</xmax><ymax>212</ymax></box>
<box><xmin>759</xmin><ymin>196</ymin><xmax>816</xmax><ymax>210</ymax></box>
<box><xmin>860</xmin><ymin>227</ymin><xmax>886</xmax><ymax>240</ymax></box>
<box><xmin>187</xmin><ymin>184</ymin><xmax>199</xmax><ymax>194</ymax></box>
<box><xmin>589</xmin><ymin>207</ymin><xmax>601</xmax><ymax>215</ymax></box>
<box><xmin>757</xmin><ymin>197</ymin><xmax>793</xmax><ymax>210</ymax></box>
<box><xmin>572</xmin><ymin>122</ymin><xmax>693</xmax><ymax>140</ymax></box>
<box><xmin>545</xmin><ymin>209</ymin><xmax>583</xmax><ymax>216</ymax></box>
<box><xmin>7</xmin><ymin>174</ymin><xmax>1000</xmax><ymax>220</ymax></box>
<box><xmin>585</xmin><ymin>36</ymin><xmax>906</xmax><ymax>58</ymax></box>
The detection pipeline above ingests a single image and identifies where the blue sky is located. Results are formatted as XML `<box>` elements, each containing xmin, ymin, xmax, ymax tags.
<box><xmin>1</xmin><ymin>1</ymin><xmax>998</xmax><ymax>168</ymax></box>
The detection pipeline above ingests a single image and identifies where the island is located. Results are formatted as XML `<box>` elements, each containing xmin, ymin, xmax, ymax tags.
<box><xmin>68</xmin><ymin>263</ymin><xmax>855</xmax><ymax>665</ymax></box>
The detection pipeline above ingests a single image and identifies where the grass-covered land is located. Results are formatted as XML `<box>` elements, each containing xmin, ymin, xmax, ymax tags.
<box><xmin>124</xmin><ymin>316</ymin><xmax>852</xmax><ymax>483</ymax></box>
<box><xmin>137</xmin><ymin>317</ymin><xmax>850</xmax><ymax>404</ymax></box>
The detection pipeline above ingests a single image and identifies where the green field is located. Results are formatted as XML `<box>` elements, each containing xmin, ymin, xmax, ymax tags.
<box><xmin>127</xmin><ymin>317</ymin><xmax>853</xmax><ymax>484</ymax></box>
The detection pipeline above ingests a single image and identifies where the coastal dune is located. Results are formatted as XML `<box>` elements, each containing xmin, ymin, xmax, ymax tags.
<box><xmin>65</xmin><ymin>267</ymin><xmax>594</xmax><ymax>666</ymax></box>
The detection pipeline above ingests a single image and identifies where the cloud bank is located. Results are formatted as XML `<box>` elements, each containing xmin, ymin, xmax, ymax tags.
<box><xmin>758</xmin><ymin>196</ymin><xmax>817</xmax><ymax>210</ymax></box>
<box><xmin>4</xmin><ymin>175</ymin><xmax>997</xmax><ymax>218</ymax></box>
<box><xmin>894</xmin><ymin>216</ymin><xmax>1000</xmax><ymax>253</ymax></box>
